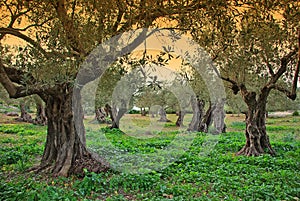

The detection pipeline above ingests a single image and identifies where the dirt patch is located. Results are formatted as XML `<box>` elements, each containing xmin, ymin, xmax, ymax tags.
<box><xmin>268</xmin><ymin>111</ymin><xmax>293</xmax><ymax>118</ymax></box>
<box><xmin>0</xmin><ymin>113</ymin><xmax>17</xmax><ymax>124</ymax></box>
<box><xmin>0</xmin><ymin>113</ymin><xmax>32</xmax><ymax>125</ymax></box>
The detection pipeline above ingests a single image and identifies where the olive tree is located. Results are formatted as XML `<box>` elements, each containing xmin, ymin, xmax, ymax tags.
<box><xmin>179</xmin><ymin>0</ymin><xmax>300</xmax><ymax>156</ymax></box>
<box><xmin>0</xmin><ymin>0</ymin><xmax>217</xmax><ymax>176</ymax></box>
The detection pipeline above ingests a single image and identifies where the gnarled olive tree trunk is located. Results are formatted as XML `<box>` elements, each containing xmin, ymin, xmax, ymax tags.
<box><xmin>236</xmin><ymin>86</ymin><xmax>275</xmax><ymax>156</ymax></box>
<box><xmin>212</xmin><ymin>98</ymin><xmax>226</xmax><ymax>134</ymax></box>
<box><xmin>111</xmin><ymin>106</ymin><xmax>127</xmax><ymax>129</ymax></box>
<box><xmin>105</xmin><ymin>100</ymin><xmax>127</xmax><ymax>129</ymax></box>
<box><xmin>187</xmin><ymin>97</ymin><xmax>226</xmax><ymax>134</ymax></box>
<box><xmin>200</xmin><ymin>102</ymin><xmax>215</xmax><ymax>132</ymax></box>
<box><xmin>33</xmin><ymin>99</ymin><xmax>47</xmax><ymax>125</ymax></box>
<box><xmin>39</xmin><ymin>88</ymin><xmax>108</xmax><ymax>176</ymax></box>
<box><xmin>188</xmin><ymin>96</ymin><xmax>205</xmax><ymax>131</ymax></box>
<box><xmin>158</xmin><ymin>107</ymin><xmax>170</xmax><ymax>122</ymax></box>
<box><xmin>176</xmin><ymin>110</ymin><xmax>186</xmax><ymax>127</ymax></box>
<box><xmin>95</xmin><ymin>107</ymin><xmax>109</xmax><ymax>123</ymax></box>
<box><xmin>18</xmin><ymin>102</ymin><xmax>33</xmax><ymax>123</ymax></box>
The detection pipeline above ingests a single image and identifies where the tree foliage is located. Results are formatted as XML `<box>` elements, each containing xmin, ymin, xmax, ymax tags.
<box><xmin>2</xmin><ymin>0</ymin><xmax>227</xmax><ymax>176</ymax></box>
<box><xmin>177</xmin><ymin>0</ymin><xmax>300</xmax><ymax>155</ymax></box>
<box><xmin>1</xmin><ymin>0</ymin><xmax>299</xmax><ymax>176</ymax></box>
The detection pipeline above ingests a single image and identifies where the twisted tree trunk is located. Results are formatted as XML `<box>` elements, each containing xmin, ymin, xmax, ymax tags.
<box><xmin>18</xmin><ymin>102</ymin><xmax>33</xmax><ymax>123</ymax></box>
<box><xmin>212</xmin><ymin>98</ymin><xmax>226</xmax><ymax>134</ymax></box>
<box><xmin>95</xmin><ymin>107</ymin><xmax>108</xmax><ymax>123</ymax></box>
<box><xmin>200</xmin><ymin>102</ymin><xmax>215</xmax><ymax>132</ymax></box>
<box><xmin>34</xmin><ymin>99</ymin><xmax>47</xmax><ymax>125</ymax></box>
<box><xmin>39</xmin><ymin>88</ymin><xmax>108</xmax><ymax>176</ymax></box>
<box><xmin>111</xmin><ymin>106</ymin><xmax>127</xmax><ymax>129</ymax></box>
<box><xmin>188</xmin><ymin>96</ymin><xmax>205</xmax><ymax>131</ymax></box>
<box><xmin>236</xmin><ymin>86</ymin><xmax>275</xmax><ymax>156</ymax></box>
<box><xmin>176</xmin><ymin>110</ymin><xmax>186</xmax><ymax>127</ymax></box>
<box><xmin>106</xmin><ymin>100</ymin><xmax>127</xmax><ymax>129</ymax></box>
<box><xmin>158</xmin><ymin>107</ymin><xmax>170</xmax><ymax>122</ymax></box>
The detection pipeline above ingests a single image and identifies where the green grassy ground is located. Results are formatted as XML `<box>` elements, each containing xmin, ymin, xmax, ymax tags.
<box><xmin>0</xmin><ymin>114</ymin><xmax>299</xmax><ymax>200</ymax></box>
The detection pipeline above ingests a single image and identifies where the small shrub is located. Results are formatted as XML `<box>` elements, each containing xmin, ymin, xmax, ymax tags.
<box><xmin>292</xmin><ymin>110</ymin><xmax>299</xmax><ymax>116</ymax></box>
<box><xmin>128</xmin><ymin>109</ymin><xmax>140</xmax><ymax>114</ymax></box>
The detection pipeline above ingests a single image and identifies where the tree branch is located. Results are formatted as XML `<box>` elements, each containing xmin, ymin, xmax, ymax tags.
<box><xmin>262</xmin><ymin>54</ymin><xmax>274</xmax><ymax>76</ymax></box>
<box><xmin>0</xmin><ymin>27</ymin><xmax>47</xmax><ymax>55</ymax></box>
<box><xmin>271</xmin><ymin>85</ymin><xmax>297</xmax><ymax>100</ymax></box>
<box><xmin>12</xmin><ymin>17</ymin><xmax>54</xmax><ymax>32</ymax></box>
<box><xmin>9</xmin><ymin>8</ymin><xmax>32</xmax><ymax>28</ymax></box>
<box><xmin>53</xmin><ymin>0</ymin><xmax>86</xmax><ymax>56</ymax></box>
<box><xmin>212</xmin><ymin>45</ymin><xmax>228</xmax><ymax>61</ymax></box>
<box><xmin>0</xmin><ymin>27</ymin><xmax>76</xmax><ymax>59</ymax></box>
<box><xmin>271</xmin><ymin>47</ymin><xmax>298</xmax><ymax>83</ymax></box>
<box><xmin>77</xmin><ymin>28</ymin><xmax>160</xmax><ymax>86</ymax></box>
<box><xmin>3</xmin><ymin>0</ymin><xmax>32</xmax><ymax>29</ymax></box>
<box><xmin>220</xmin><ymin>76</ymin><xmax>240</xmax><ymax>95</ymax></box>
<box><xmin>71</xmin><ymin>0</ymin><xmax>77</xmax><ymax>20</ymax></box>
<box><xmin>0</xmin><ymin>59</ymin><xmax>43</xmax><ymax>98</ymax></box>
<box><xmin>118</xmin><ymin>1</ymin><xmax>206</xmax><ymax>35</ymax></box>
<box><xmin>112</xmin><ymin>0</ymin><xmax>125</xmax><ymax>33</ymax></box>
<box><xmin>271</xmin><ymin>29</ymin><xmax>300</xmax><ymax>100</ymax></box>
<box><xmin>0</xmin><ymin>60</ymin><xmax>18</xmax><ymax>97</ymax></box>
<box><xmin>3</xmin><ymin>1</ymin><xmax>14</xmax><ymax>18</ymax></box>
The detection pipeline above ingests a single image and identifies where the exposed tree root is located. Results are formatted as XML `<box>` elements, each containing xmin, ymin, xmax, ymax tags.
<box><xmin>28</xmin><ymin>163</ymin><xmax>53</xmax><ymax>174</ymax></box>
<box><xmin>28</xmin><ymin>153</ymin><xmax>110</xmax><ymax>177</ymax></box>
<box><xmin>70</xmin><ymin>153</ymin><xmax>110</xmax><ymax>177</ymax></box>
<box><xmin>236</xmin><ymin>146</ymin><xmax>260</xmax><ymax>156</ymax></box>
<box><xmin>264</xmin><ymin>135</ymin><xmax>276</xmax><ymax>156</ymax></box>
<box><xmin>236</xmin><ymin>144</ymin><xmax>276</xmax><ymax>157</ymax></box>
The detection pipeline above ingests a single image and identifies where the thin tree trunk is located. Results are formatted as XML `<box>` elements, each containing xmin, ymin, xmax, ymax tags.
<box><xmin>38</xmin><ymin>88</ymin><xmax>108</xmax><ymax>176</ymax></box>
<box><xmin>176</xmin><ymin>110</ymin><xmax>186</xmax><ymax>127</ymax></box>
<box><xmin>109</xmin><ymin>99</ymin><xmax>127</xmax><ymax>129</ymax></box>
<box><xmin>111</xmin><ymin>107</ymin><xmax>127</xmax><ymax>129</ymax></box>
<box><xmin>151</xmin><ymin>110</ymin><xmax>155</xmax><ymax>118</ymax></box>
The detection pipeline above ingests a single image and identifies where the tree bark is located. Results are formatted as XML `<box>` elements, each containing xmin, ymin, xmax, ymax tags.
<box><xmin>17</xmin><ymin>102</ymin><xmax>33</xmax><ymax>123</ymax></box>
<box><xmin>150</xmin><ymin>110</ymin><xmax>155</xmax><ymax>118</ymax></box>
<box><xmin>95</xmin><ymin>107</ymin><xmax>108</xmax><ymax>123</ymax></box>
<box><xmin>106</xmin><ymin>100</ymin><xmax>127</xmax><ymax>129</ymax></box>
<box><xmin>236</xmin><ymin>86</ymin><xmax>275</xmax><ymax>156</ymax></box>
<box><xmin>200</xmin><ymin>102</ymin><xmax>215</xmax><ymax>132</ymax></box>
<box><xmin>158</xmin><ymin>107</ymin><xmax>170</xmax><ymax>122</ymax></box>
<box><xmin>176</xmin><ymin>110</ymin><xmax>186</xmax><ymax>127</ymax></box>
<box><xmin>212</xmin><ymin>98</ymin><xmax>226</xmax><ymax>134</ymax></box>
<box><xmin>105</xmin><ymin>104</ymin><xmax>115</xmax><ymax>126</ymax></box>
<box><xmin>111</xmin><ymin>106</ymin><xmax>127</xmax><ymax>129</ymax></box>
<box><xmin>141</xmin><ymin>107</ymin><xmax>147</xmax><ymax>116</ymax></box>
<box><xmin>33</xmin><ymin>99</ymin><xmax>47</xmax><ymax>125</ymax></box>
<box><xmin>188</xmin><ymin>96</ymin><xmax>205</xmax><ymax>131</ymax></box>
<box><xmin>38</xmin><ymin>88</ymin><xmax>108</xmax><ymax>176</ymax></box>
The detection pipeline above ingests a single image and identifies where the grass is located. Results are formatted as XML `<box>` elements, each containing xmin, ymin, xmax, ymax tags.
<box><xmin>0</xmin><ymin>114</ymin><xmax>299</xmax><ymax>200</ymax></box>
